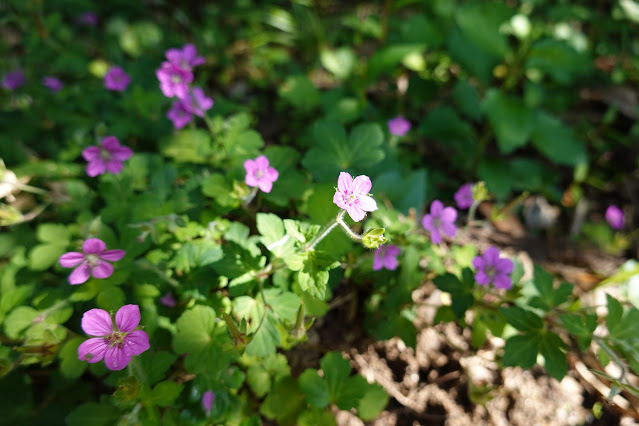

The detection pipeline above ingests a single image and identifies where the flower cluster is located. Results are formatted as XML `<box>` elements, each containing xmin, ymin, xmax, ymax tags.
<box><xmin>156</xmin><ymin>44</ymin><xmax>213</xmax><ymax>128</ymax></box>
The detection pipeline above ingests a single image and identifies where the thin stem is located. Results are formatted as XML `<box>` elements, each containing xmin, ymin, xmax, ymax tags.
<box><xmin>336</xmin><ymin>213</ymin><xmax>363</xmax><ymax>242</ymax></box>
<box><xmin>304</xmin><ymin>210</ymin><xmax>344</xmax><ymax>252</ymax></box>
<box><xmin>242</xmin><ymin>186</ymin><xmax>259</xmax><ymax>208</ymax></box>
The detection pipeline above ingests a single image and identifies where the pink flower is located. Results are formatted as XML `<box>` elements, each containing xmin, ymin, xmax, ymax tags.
<box><xmin>42</xmin><ymin>76</ymin><xmax>63</xmax><ymax>92</ymax></box>
<box><xmin>165</xmin><ymin>44</ymin><xmax>205</xmax><ymax>71</ymax></box>
<box><xmin>77</xmin><ymin>305</ymin><xmax>150</xmax><ymax>371</ymax></box>
<box><xmin>244</xmin><ymin>155</ymin><xmax>279</xmax><ymax>193</ymax></box>
<box><xmin>422</xmin><ymin>200</ymin><xmax>457</xmax><ymax>244</ymax></box>
<box><xmin>202</xmin><ymin>390</ymin><xmax>215</xmax><ymax>413</ymax></box>
<box><xmin>387</xmin><ymin>116</ymin><xmax>411</xmax><ymax>136</ymax></box>
<box><xmin>82</xmin><ymin>136</ymin><xmax>133</xmax><ymax>177</ymax></box>
<box><xmin>3</xmin><ymin>70</ymin><xmax>25</xmax><ymax>91</ymax></box>
<box><xmin>472</xmin><ymin>246</ymin><xmax>514</xmax><ymax>289</ymax></box>
<box><xmin>333</xmin><ymin>172</ymin><xmax>378</xmax><ymax>222</ymax></box>
<box><xmin>454</xmin><ymin>183</ymin><xmax>474</xmax><ymax>209</ymax></box>
<box><xmin>373</xmin><ymin>244</ymin><xmax>400</xmax><ymax>271</ymax></box>
<box><xmin>167</xmin><ymin>100</ymin><xmax>193</xmax><ymax>129</ymax></box>
<box><xmin>104</xmin><ymin>66</ymin><xmax>131</xmax><ymax>91</ymax></box>
<box><xmin>58</xmin><ymin>238</ymin><xmax>125</xmax><ymax>285</ymax></box>
<box><xmin>605</xmin><ymin>205</ymin><xmax>624</xmax><ymax>230</ymax></box>
<box><xmin>160</xmin><ymin>292</ymin><xmax>177</xmax><ymax>307</ymax></box>
<box><xmin>156</xmin><ymin>62</ymin><xmax>193</xmax><ymax>99</ymax></box>
<box><xmin>184</xmin><ymin>87</ymin><xmax>214</xmax><ymax>117</ymax></box>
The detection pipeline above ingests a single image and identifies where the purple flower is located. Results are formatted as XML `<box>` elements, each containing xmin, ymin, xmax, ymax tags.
<box><xmin>373</xmin><ymin>244</ymin><xmax>401</xmax><ymax>271</ymax></box>
<box><xmin>3</xmin><ymin>70</ymin><xmax>25</xmax><ymax>91</ymax></box>
<box><xmin>77</xmin><ymin>304</ymin><xmax>150</xmax><ymax>371</ymax></box>
<box><xmin>167</xmin><ymin>99</ymin><xmax>193</xmax><ymax>129</ymax></box>
<box><xmin>202</xmin><ymin>390</ymin><xmax>215</xmax><ymax>413</ymax></box>
<box><xmin>333</xmin><ymin>172</ymin><xmax>378</xmax><ymax>222</ymax></box>
<box><xmin>422</xmin><ymin>200</ymin><xmax>457</xmax><ymax>244</ymax></box>
<box><xmin>166</xmin><ymin>44</ymin><xmax>205</xmax><ymax>71</ymax></box>
<box><xmin>78</xmin><ymin>12</ymin><xmax>98</xmax><ymax>27</ymax></box>
<box><xmin>387</xmin><ymin>116</ymin><xmax>411</xmax><ymax>136</ymax></box>
<box><xmin>472</xmin><ymin>246</ymin><xmax>514</xmax><ymax>289</ymax></box>
<box><xmin>82</xmin><ymin>136</ymin><xmax>133</xmax><ymax>177</ymax></box>
<box><xmin>58</xmin><ymin>238</ymin><xmax>126</xmax><ymax>285</ymax></box>
<box><xmin>156</xmin><ymin>62</ymin><xmax>193</xmax><ymax>99</ymax></box>
<box><xmin>42</xmin><ymin>76</ymin><xmax>63</xmax><ymax>92</ymax></box>
<box><xmin>244</xmin><ymin>155</ymin><xmax>279</xmax><ymax>193</ymax></box>
<box><xmin>160</xmin><ymin>292</ymin><xmax>177</xmax><ymax>307</ymax></box>
<box><xmin>454</xmin><ymin>183</ymin><xmax>474</xmax><ymax>209</ymax></box>
<box><xmin>104</xmin><ymin>66</ymin><xmax>131</xmax><ymax>91</ymax></box>
<box><xmin>184</xmin><ymin>87</ymin><xmax>214</xmax><ymax>117</ymax></box>
<box><xmin>606</xmin><ymin>205</ymin><xmax>624</xmax><ymax>230</ymax></box>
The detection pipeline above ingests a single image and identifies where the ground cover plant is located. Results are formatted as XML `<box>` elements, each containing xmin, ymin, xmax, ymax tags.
<box><xmin>1</xmin><ymin>0</ymin><xmax>639</xmax><ymax>424</ymax></box>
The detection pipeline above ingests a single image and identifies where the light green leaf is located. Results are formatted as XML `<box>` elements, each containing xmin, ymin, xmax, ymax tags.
<box><xmin>37</xmin><ymin>224</ymin><xmax>71</xmax><ymax>244</ymax></box>
<box><xmin>162</xmin><ymin>129</ymin><xmax>212</xmax><ymax>164</ymax></box>
<box><xmin>320</xmin><ymin>47</ymin><xmax>356</xmax><ymax>80</ymax></box>
<box><xmin>356</xmin><ymin>382</ymin><xmax>388</xmax><ymax>421</ymax></box>
<box><xmin>29</xmin><ymin>243</ymin><xmax>67</xmax><ymax>271</ymax></box>
<box><xmin>151</xmin><ymin>381</ymin><xmax>184</xmax><ymax>407</ymax></box>
<box><xmin>4</xmin><ymin>306</ymin><xmax>38</xmax><ymax>339</ymax></box>
<box><xmin>173</xmin><ymin>305</ymin><xmax>217</xmax><ymax>354</ymax></box>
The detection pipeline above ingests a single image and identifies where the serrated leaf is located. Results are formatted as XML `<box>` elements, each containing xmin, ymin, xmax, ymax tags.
<box><xmin>260</xmin><ymin>376</ymin><xmax>304</xmax><ymax>426</ymax></box>
<box><xmin>540</xmin><ymin>332</ymin><xmax>567</xmax><ymax>380</ymax></box>
<box><xmin>257</xmin><ymin>213</ymin><xmax>296</xmax><ymax>258</ymax></box>
<box><xmin>499</xmin><ymin>306</ymin><xmax>544</xmax><ymax>332</ymax></box>
<box><xmin>173</xmin><ymin>305</ymin><xmax>217</xmax><ymax>354</ymax></box>
<box><xmin>356</xmin><ymin>382</ymin><xmax>388</xmax><ymax>421</ymax></box>
<box><xmin>299</xmin><ymin>369</ymin><xmax>330</xmax><ymax>408</ymax></box>
<box><xmin>503</xmin><ymin>334</ymin><xmax>538</xmax><ymax>369</ymax></box>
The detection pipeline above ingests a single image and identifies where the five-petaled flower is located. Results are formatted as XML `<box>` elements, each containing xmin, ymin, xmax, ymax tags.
<box><xmin>387</xmin><ymin>116</ymin><xmax>411</xmax><ymax>136</ymax></box>
<box><xmin>333</xmin><ymin>172</ymin><xmax>378</xmax><ymax>222</ymax></box>
<box><xmin>422</xmin><ymin>200</ymin><xmax>457</xmax><ymax>244</ymax></box>
<box><xmin>454</xmin><ymin>183</ymin><xmax>474</xmax><ymax>209</ymax></box>
<box><xmin>77</xmin><ymin>304</ymin><xmax>150</xmax><ymax>371</ymax></box>
<box><xmin>472</xmin><ymin>246</ymin><xmax>514</xmax><ymax>289</ymax></box>
<box><xmin>82</xmin><ymin>136</ymin><xmax>133</xmax><ymax>177</ymax></box>
<box><xmin>373</xmin><ymin>244</ymin><xmax>401</xmax><ymax>271</ymax></box>
<box><xmin>244</xmin><ymin>155</ymin><xmax>279</xmax><ymax>193</ymax></box>
<box><xmin>165</xmin><ymin>43</ymin><xmax>205</xmax><ymax>71</ymax></box>
<box><xmin>156</xmin><ymin>62</ymin><xmax>193</xmax><ymax>99</ymax></box>
<box><xmin>202</xmin><ymin>390</ymin><xmax>215</xmax><ymax>413</ymax></box>
<box><xmin>104</xmin><ymin>66</ymin><xmax>131</xmax><ymax>92</ymax></box>
<box><xmin>59</xmin><ymin>238</ymin><xmax>125</xmax><ymax>285</ymax></box>
<box><xmin>605</xmin><ymin>205</ymin><xmax>624</xmax><ymax>230</ymax></box>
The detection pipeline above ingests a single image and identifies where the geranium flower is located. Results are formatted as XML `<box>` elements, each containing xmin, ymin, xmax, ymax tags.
<box><xmin>244</xmin><ymin>155</ymin><xmax>279</xmax><ymax>193</ymax></box>
<box><xmin>42</xmin><ymin>76</ymin><xmax>63</xmax><ymax>92</ymax></box>
<box><xmin>2</xmin><ymin>70</ymin><xmax>25</xmax><ymax>91</ymax></box>
<box><xmin>160</xmin><ymin>292</ymin><xmax>177</xmax><ymax>307</ymax></box>
<box><xmin>104</xmin><ymin>66</ymin><xmax>131</xmax><ymax>91</ymax></box>
<box><xmin>472</xmin><ymin>246</ymin><xmax>514</xmax><ymax>289</ymax></box>
<box><xmin>333</xmin><ymin>172</ymin><xmax>378</xmax><ymax>222</ymax></box>
<box><xmin>167</xmin><ymin>99</ymin><xmax>193</xmax><ymax>129</ymax></box>
<box><xmin>77</xmin><ymin>304</ymin><xmax>150</xmax><ymax>371</ymax></box>
<box><xmin>454</xmin><ymin>183</ymin><xmax>474</xmax><ymax>209</ymax></box>
<box><xmin>166</xmin><ymin>43</ymin><xmax>205</xmax><ymax>71</ymax></box>
<box><xmin>82</xmin><ymin>136</ymin><xmax>133</xmax><ymax>177</ymax></box>
<box><xmin>387</xmin><ymin>116</ymin><xmax>411</xmax><ymax>136</ymax></box>
<box><xmin>58</xmin><ymin>238</ymin><xmax>125</xmax><ymax>285</ymax></box>
<box><xmin>156</xmin><ymin>62</ymin><xmax>193</xmax><ymax>99</ymax></box>
<box><xmin>373</xmin><ymin>244</ymin><xmax>400</xmax><ymax>271</ymax></box>
<box><xmin>422</xmin><ymin>200</ymin><xmax>457</xmax><ymax>244</ymax></box>
<box><xmin>184</xmin><ymin>87</ymin><xmax>214</xmax><ymax>117</ymax></box>
<box><xmin>202</xmin><ymin>390</ymin><xmax>215</xmax><ymax>413</ymax></box>
<box><xmin>605</xmin><ymin>205</ymin><xmax>624</xmax><ymax>230</ymax></box>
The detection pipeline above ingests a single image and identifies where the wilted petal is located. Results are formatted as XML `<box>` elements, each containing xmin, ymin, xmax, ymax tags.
<box><xmin>351</xmin><ymin>175</ymin><xmax>372</xmax><ymax>195</ymax></box>
<box><xmin>91</xmin><ymin>261</ymin><xmax>113</xmax><ymax>279</ymax></box>
<box><xmin>69</xmin><ymin>262</ymin><xmax>91</xmax><ymax>285</ymax></box>
<box><xmin>357</xmin><ymin>194</ymin><xmax>377</xmax><ymax>213</ymax></box>
<box><xmin>81</xmin><ymin>308</ymin><xmax>113</xmax><ymax>336</ymax></box>
<box><xmin>104</xmin><ymin>344</ymin><xmax>132</xmax><ymax>371</ymax></box>
<box><xmin>100</xmin><ymin>249</ymin><xmax>125</xmax><ymax>262</ymax></box>
<box><xmin>83</xmin><ymin>238</ymin><xmax>106</xmax><ymax>255</ymax></box>
<box><xmin>82</xmin><ymin>146</ymin><xmax>101</xmax><ymax>162</ymax></box>
<box><xmin>115</xmin><ymin>304</ymin><xmax>141</xmax><ymax>333</ymax></box>
<box><xmin>337</xmin><ymin>172</ymin><xmax>352</xmax><ymax>193</ymax></box>
<box><xmin>123</xmin><ymin>330</ymin><xmax>150</xmax><ymax>356</ymax></box>
<box><xmin>59</xmin><ymin>252</ymin><xmax>86</xmax><ymax>268</ymax></box>
<box><xmin>78</xmin><ymin>337</ymin><xmax>108</xmax><ymax>363</ymax></box>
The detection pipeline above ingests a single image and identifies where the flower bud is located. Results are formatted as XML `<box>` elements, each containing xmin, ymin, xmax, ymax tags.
<box><xmin>362</xmin><ymin>228</ymin><xmax>388</xmax><ymax>249</ymax></box>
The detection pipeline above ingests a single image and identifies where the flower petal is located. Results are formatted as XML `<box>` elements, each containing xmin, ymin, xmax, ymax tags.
<box><xmin>333</xmin><ymin>191</ymin><xmax>348</xmax><ymax>209</ymax></box>
<box><xmin>82</xmin><ymin>146</ymin><xmax>101</xmax><ymax>162</ymax></box>
<box><xmin>421</xmin><ymin>214</ymin><xmax>433</xmax><ymax>231</ymax></box>
<box><xmin>373</xmin><ymin>250</ymin><xmax>384</xmax><ymax>271</ymax></box>
<box><xmin>386</xmin><ymin>245</ymin><xmax>401</xmax><ymax>256</ymax></box>
<box><xmin>440</xmin><ymin>222</ymin><xmax>457</xmax><ymax>238</ymax></box>
<box><xmin>384</xmin><ymin>256</ymin><xmax>399</xmax><ymax>271</ymax></box>
<box><xmin>254</xmin><ymin>155</ymin><xmax>269</xmax><ymax>169</ymax></box>
<box><xmin>81</xmin><ymin>308</ymin><xmax>113</xmax><ymax>336</ymax></box>
<box><xmin>83</xmin><ymin>238</ymin><xmax>106</xmax><ymax>255</ymax></box>
<box><xmin>91</xmin><ymin>261</ymin><xmax>114</xmax><ymax>279</ymax></box>
<box><xmin>430</xmin><ymin>200</ymin><xmax>444</xmax><ymax>216</ymax></box>
<box><xmin>111</xmin><ymin>145</ymin><xmax>133</xmax><ymax>161</ymax></box>
<box><xmin>337</xmin><ymin>172</ymin><xmax>352</xmax><ymax>193</ymax></box>
<box><xmin>440</xmin><ymin>207</ymin><xmax>458</xmax><ymax>223</ymax></box>
<box><xmin>105</xmin><ymin>160</ymin><xmax>124</xmax><ymax>174</ymax></box>
<box><xmin>496</xmin><ymin>258</ymin><xmax>514</xmax><ymax>275</ymax></box>
<box><xmin>483</xmin><ymin>247</ymin><xmax>500</xmax><ymax>265</ymax></box>
<box><xmin>346</xmin><ymin>205</ymin><xmax>365</xmax><ymax>222</ymax></box>
<box><xmin>357</xmin><ymin>194</ymin><xmax>378</xmax><ymax>213</ymax></box>
<box><xmin>493</xmin><ymin>274</ymin><xmax>512</xmax><ymax>289</ymax></box>
<box><xmin>78</xmin><ymin>337</ymin><xmax>108</xmax><ymax>363</ymax></box>
<box><xmin>430</xmin><ymin>228</ymin><xmax>442</xmax><ymax>244</ymax></box>
<box><xmin>86</xmin><ymin>159</ymin><xmax>106</xmax><ymax>177</ymax></box>
<box><xmin>265</xmin><ymin>167</ymin><xmax>279</xmax><ymax>182</ymax></box>
<box><xmin>475</xmin><ymin>271</ymin><xmax>490</xmax><ymax>285</ymax></box>
<box><xmin>59</xmin><ymin>252</ymin><xmax>86</xmax><ymax>268</ymax></box>
<box><xmin>69</xmin><ymin>262</ymin><xmax>91</xmax><ymax>285</ymax></box>
<box><xmin>123</xmin><ymin>330</ymin><xmax>150</xmax><ymax>356</ymax></box>
<box><xmin>104</xmin><ymin>344</ymin><xmax>132</xmax><ymax>371</ymax></box>
<box><xmin>100</xmin><ymin>249</ymin><xmax>125</xmax><ymax>262</ymax></box>
<box><xmin>472</xmin><ymin>256</ymin><xmax>485</xmax><ymax>270</ymax></box>
<box><xmin>258</xmin><ymin>180</ymin><xmax>273</xmax><ymax>193</ymax></box>
<box><xmin>101</xmin><ymin>136</ymin><xmax>120</xmax><ymax>151</ymax></box>
<box><xmin>115</xmin><ymin>304</ymin><xmax>141</xmax><ymax>333</ymax></box>
<box><xmin>351</xmin><ymin>175</ymin><xmax>372</xmax><ymax>195</ymax></box>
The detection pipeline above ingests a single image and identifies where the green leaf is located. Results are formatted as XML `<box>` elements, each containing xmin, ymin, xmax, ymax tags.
<box><xmin>447</xmin><ymin>26</ymin><xmax>497</xmax><ymax>85</ymax></box>
<box><xmin>59</xmin><ymin>337</ymin><xmax>87</xmax><ymax>379</ymax></box>
<box><xmin>151</xmin><ymin>381</ymin><xmax>184</xmax><ymax>407</ymax></box>
<box><xmin>201</xmin><ymin>173</ymin><xmax>240</xmax><ymax>210</ymax></box>
<box><xmin>298</xmin><ymin>408</ymin><xmax>337</xmax><ymax>426</ymax></box>
<box><xmin>299</xmin><ymin>369</ymin><xmax>330</xmax><ymax>408</ymax></box>
<box><xmin>4</xmin><ymin>306</ymin><xmax>38</xmax><ymax>339</ymax></box>
<box><xmin>540</xmin><ymin>332</ymin><xmax>567</xmax><ymax>380</ymax></box>
<box><xmin>321</xmin><ymin>352</ymin><xmax>351</xmax><ymax>401</ymax></box>
<box><xmin>453</xmin><ymin>80</ymin><xmax>482</xmax><ymax>121</ymax></box>
<box><xmin>433</xmin><ymin>273</ymin><xmax>463</xmax><ymax>293</ymax></box>
<box><xmin>356</xmin><ymin>383</ymin><xmax>388</xmax><ymax>421</ymax></box>
<box><xmin>142</xmin><ymin>351</ymin><xmax>179</xmax><ymax>386</ymax></box>
<box><xmin>260</xmin><ymin>376</ymin><xmax>305</xmax><ymax>426</ymax></box>
<box><xmin>29</xmin><ymin>243</ymin><xmax>67</xmax><ymax>271</ymax></box>
<box><xmin>225</xmin><ymin>130</ymin><xmax>264</xmax><ymax>161</ymax></box>
<box><xmin>478</xmin><ymin>157</ymin><xmax>513</xmax><ymax>199</ymax></box>
<box><xmin>606</xmin><ymin>294</ymin><xmax>623</xmax><ymax>332</ymax></box>
<box><xmin>373</xmin><ymin>168</ymin><xmax>428</xmax><ymax>214</ymax></box>
<box><xmin>526</xmin><ymin>39</ymin><xmax>591</xmax><ymax>84</ymax></box>
<box><xmin>366</xmin><ymin>44</ymin><xmax>425</xmax><ymax>82</ymax></box>
<box><xmin>320</xmin><ymin>47</ymin><xmax>356</xmax><ymax>79</ymax></box>
<box><xmin>37</xmin><ymin>224</ymin><xmax>71</xmax><ymax>244</ymax></box>
<box><xmin>257</xmin><ymin>213</ymin><xmax>296</xmax><ymax>258</ymax></box>
<box><xmin>335</xmin><ymin>374</ymin><xmax>368</xmax><ymax>410</ymax></box>
<box><xmin>113</xmin><ymin>376</ymin><xmax>140</xmax><ymax>405</ymax></box>
<box><xmin>162</xmin><ymin>129</ymin><xmax>212</xmax><ymax>164</ymax></box>
<box><xmin>530</xmin><ymin>112</ymin><xmax>587</xmax><ymax>166</ymax></box>
<box><xmin>498</xmin><ymin>307</ymin><xmax>543</xmax><ymax>332</ymax></box>
<box><xmin>65</xmin><ymin>402</ymin><xmax>120</xmax><ymax>426</ymax></box>
<box><xmin>173</xmin><ymin>305</ymin><xmax>217</xmax><ymax>354</ymax></box>
<box><xmin>502</xmin><ymin>334</ymin><xmax>539</xmax><ymax>369</ymax></box>
<box><xmin>455</xmin><ymin>2</ymin><xmax>512</xmax><ymax>57</ymax></box>
<box><xmin>278</xmin><ymin>74</ymin><xmax>320</xmax><ymax>111</ymax></box>
<box><xmin>96</xmin><ymin>286</ymin><xmax>126</xmax><ymax>312</ymax></box>
<box><xmin>482</xmin><ymin>89</ymin><xmax>534</xmax><ymax>154</ymax></box>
